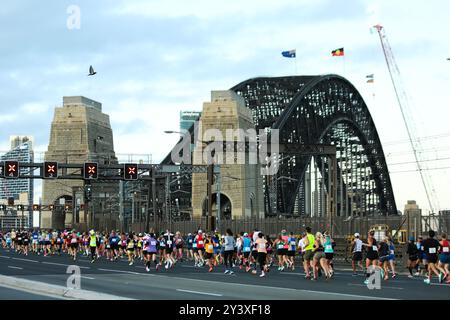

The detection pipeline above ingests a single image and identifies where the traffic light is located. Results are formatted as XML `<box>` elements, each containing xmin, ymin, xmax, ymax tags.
<box><xmin>124</xmin><ymin>163</ymin><xmax>138</xmax><ymax>180</ymax></box>
<box><xmin>84</xmin><ymin>162</ymin><xmax>98</xmax><ymax>180</ymax></box>
<box><xmin>5</xmin><ymin>161</ymin><xmax>19</xmax><ymax>178</ymax></box>
<box><xmin>43</xmin><ymin>161</ymin><xmax>58</xmax><ymax>179</ymax></box>
<box><xmin>32</xmin><ymin>204</ymin><xmax>40</xmax><ymax>211</ymax></box>
<box><xmin>84</xmin><ymin>184</ymin><xmax>92</xmax><ymax>201</ymax></box>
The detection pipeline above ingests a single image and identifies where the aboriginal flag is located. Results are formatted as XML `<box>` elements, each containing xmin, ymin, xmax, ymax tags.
<box><xmin>332</xmin><ymin>48</ymin><xmax>344</xmax><ymax>56</ymax></box>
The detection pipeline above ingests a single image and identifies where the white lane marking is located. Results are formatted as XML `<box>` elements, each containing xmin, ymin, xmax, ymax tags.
<box><xmin>98</xmin><ymin>268</ymin><xmax>140</xmax><ymax>275</ymax></box>
<box><xmin>430</xmin><ymin>283</ymin><xmax>450</xmax><ymax>287</ymax></box>
<box><xmin>348</xmin><ymin>283</ymin><xmax>404</xmax><ymax>290</ymax></box>
<box><xmin>0</xmin><ymin>256</ymin><xmax>11</xmax><ymax>259</ymax></box>
<box><xmin>176</xmin><ymin>289</ymin><xmax>223</xmax><ymax>297</ymax></box>
<box><xmin>81</xmin><ymin>276</ymin><xmax>95</xmax><ymax>280</ymax></box>
<box><xmin>8</xmin><ymin>266</ymin><xmax>23</xmax><ymax>270</ymax></box>
<box><xmin>11</xmin><ymin>258</ymin><xmax>39</xmax><ymax>263</ymax></box>
<box><xmin>41</xmin><ymin>261</ymin><xmax>90</xmax><ymax>269</ymax></box>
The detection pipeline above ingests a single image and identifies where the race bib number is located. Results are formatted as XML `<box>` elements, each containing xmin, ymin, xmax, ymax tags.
<box><xmin>258</xmin><ymin>243</ymin><xmax>265</xmax><ymax>249</ymax></box>
<box><xmin>325</xmin><ymin>245</ymin><xmax>332</xmax><ymax>251</ymax></box>
<box><xmin>443</xmin><ymin>247</ymin><xmax>449</xmax><ymax>253</ymax></box>
<box><xmin>167</xmin><ymin>240</ymin><xmax>172</xmax><ymax>245</ymax></box>
<box><xmin>372</xmin><ymin>246</ymin><xmax>378</xmax><ymax>252</ymax></box>
<box><xmin>277</xmin><ymin>244</ymin><xmax>284</xmax><ymax>249</ymax></box>
<box><xmin>189</xmin><ymin>239</ymin><xmax>193</xmax><ymax>243</ymax></box>
<box><xmin>192</xmin><ymin>243</ymin><xmax>197</xmax><ymax>248</ymax></box>
<box><xmin>421</xmin><ymin>246</ymin><xmax>424</xmax><ymax>251</ymax></box>
<box><xmin>390</xmin><ymin>250</ymin><xmax>394</xmax><ymax>255</ymax></box>
<box><xmin>290</xmin><ymin>241</ymin><xmax>296</xmax><ymax>246</ymax></box>
<box><xmin>198</xmin><ymin>241</ymin><xmax>203</xmax><ymax>245</ymax></box>
<box><xmin>151</xmin><ymin>241</ymin><xmax>157</xmax><ymax>246</ymax></box>
<box><xmin>429</xmin><ymin>248</ymin><xmax>437</xmax><ymax>254</ymax></box>
<box><xmin>207</xmin><ymin>244</ymin><xmax>213</xmax><ymax>251</ymax></box>
<box><xmin>71</xmin><ymin>239</ymin><xmax>77</xmax><ymax>243</ymax></box>
<box><xmin>243</xmin><ymin>247</ymin><xmax>250</xmax><ymax>252</ymax></box>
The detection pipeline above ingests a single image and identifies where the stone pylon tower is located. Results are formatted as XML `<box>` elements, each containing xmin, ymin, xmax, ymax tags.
<box><xmin>191</xmin><ymin>90</ymin><xmax>264</xmax><ymax>220</ymax></box>
<box><xmin>42</xmin><ymin>96</ymin><xmax>118</xmax><ymax>229</ymax></box>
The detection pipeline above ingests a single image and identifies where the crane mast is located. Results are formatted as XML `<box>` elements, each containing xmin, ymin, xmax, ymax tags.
<box><xmin>373</xmin><ymin>24</ymin><xmax>440</xmax><ymax>217</ymax></box>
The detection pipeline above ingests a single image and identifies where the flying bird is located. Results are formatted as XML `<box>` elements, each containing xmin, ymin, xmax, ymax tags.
<box><xmin>88</xmin><ymin>65</ymin><xmax>97</xmax><ymax>76</ymax></box>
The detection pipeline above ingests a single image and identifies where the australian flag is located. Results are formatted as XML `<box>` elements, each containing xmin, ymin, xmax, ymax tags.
<box><xmin>282</xmin><ymin>49</ymin><xmax>296</xmax><ymax>58</ymax></box>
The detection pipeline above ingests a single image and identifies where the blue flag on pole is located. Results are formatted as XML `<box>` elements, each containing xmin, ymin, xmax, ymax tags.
<box><xmin>282</xmin><ymin>49</ymin><xmax>296</xmax><ymax>58</ymax></box>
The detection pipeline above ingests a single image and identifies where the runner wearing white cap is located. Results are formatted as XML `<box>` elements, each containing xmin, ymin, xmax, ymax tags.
<box><xmin>352</xmin><ymin>233</ymin><xmax>364</xmax><ymax>276</ymax></box>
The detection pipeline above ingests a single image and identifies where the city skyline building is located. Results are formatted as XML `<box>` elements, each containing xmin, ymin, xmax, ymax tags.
<box><xmin>0</xmin><ymin>137</ymin><xmax>34</xmax><ymax>227</ymax></box>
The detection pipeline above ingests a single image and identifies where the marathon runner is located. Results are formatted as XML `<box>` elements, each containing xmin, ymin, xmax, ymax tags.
<box><xmin>204</xmin><ymin>233</ymin><xmax>215</xmax><ymax>272</ymax></box>
<box><xmin>406</xmin><ymin>236</ymin><xmax>419</xmax><ymax>278</ymax></box>
<box><xmin>303</xmin><ymin>227</ymin><xmax>315</xmax><ymax>279</ymax></box>
<box><xmin>438</xmin><ymin>233</ymin><xmax>450</xmax><ymax>283</ymax></box>
<box><xmin>144</xmin><ymin>233</ymin><xmax>159</xmax><ymax>272</ymax></box>
<box><xmin>287</xmin><ymin>232</ymin><xmax>297</xmax><ymax>271</ymax></box>
<box><xmin>163</xmin><ymin>230</ymin><xmax>176</xmax><ymax>269</ymax></box>
<box><xmin>89</xmin><ymin>230</ymin><xmax>98</xmax><ymax>263</ymax></box>
<box><xmin>223</xmin><ymin>229</ymin><xmax>236</xmax><ymax>275</ymax></box>
<box><xmin>363</xmin><ymin>230</ymin><xmax>379</xmax><ymax>285</ymax></box>
<box><xmin>255</xmin><ymin>232</ymin><xmax>268</xmax><ymax>277</ymax></box>
<box><xmin>195</xmin><ymin>230</ymin><xmax>205</xmax><ymax>267</ymax></box>
<box><xmin>126</xmin><ymin>233</ymin><xmax>136</xmax><ymax>265</ymax></box>
<box><xmin>324</xmin><ymin>232</ymin><xmax>334</xmax><ymax>277</ymax></box>
<box><xmin>174</xmin><ymin>231</ymin><xmax>184</xmax><ymax>261</ymax></box>
<box><xmin>186</xmin><ymin>233</ymin><xmax>194</xmax><ymax>261</ymax></box>
<box><xmin>387</xmin><ymin>236</ymin><xmax>397</xmax><ymax>279</ymax></box>
<box><xmin>422</xmin><ymin>230</ymin><xmax>442</xmax><ymax>284</ymax></box>
<box><xmin>378</xmin><ymin>236</ymin><xmax>390</xmax><ymax>281</ymax></box>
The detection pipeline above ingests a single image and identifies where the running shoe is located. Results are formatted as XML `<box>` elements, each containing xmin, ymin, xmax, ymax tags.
<box><xmin>260</xmin><ymin>272</ymin><xmax>266</xmax><ymax>278</ymax></box>
<box><xmin>224</xmin><ymin>270</ymin><xmax>230</xmax><ymax>274</ymax></box>
<box><xmin>424</xmin><ymin>278</ymin><xmax>431</xmax><ymax>284</ymax></box>
<box><xmin>408</xmin><ymin>275</ymin><xmax>414</xmax><ymax>279</ymax></box>
<box><xmin>229</xmin><ymin>270</ymin><xmax>235</xmax><ymax>275</ymax></box>
<box><xmin>392</xmin><ymin>273</ymin><xmax>396</xmax><ymax>279</ymax></box>
<box><xmin>363</xmin><ymin>279</ymin><xmax>369</xmax><ymax>285</ymax></box>
<box><xmin>208</xmin><ymin>267</ymin><xmax>213</xmax><ymax>272</ymax></box>
<box><xmin>438</xmin><ymin>273</ymin><xmax>443</xmax><ymax>284</ymax></box>
<box><xmin>129</xmin><ymin>261</ymin><xmax>134</xmax><ymax>266</ymax></box>
<box><xmin>146</xmin><ymin>266</ymin><xmax>150</xmax><ymax>272</ymax></box>
<box><xmin>245</xmin><ymin>266</ymin><xmax>251</xmax><ymax>273</ymax></box>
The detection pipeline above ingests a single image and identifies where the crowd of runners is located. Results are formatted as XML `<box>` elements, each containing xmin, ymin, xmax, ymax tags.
<box><xmin>0</xmin><ymin>227</ymin><xmax>449</xmax><ymax>284</ymax></box>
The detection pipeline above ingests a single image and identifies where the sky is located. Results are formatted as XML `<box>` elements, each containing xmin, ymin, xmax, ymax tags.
<box><xmin>0</xmin><ymin>0</ymin><xmax>449</xmax><ymax>213</ymax></box>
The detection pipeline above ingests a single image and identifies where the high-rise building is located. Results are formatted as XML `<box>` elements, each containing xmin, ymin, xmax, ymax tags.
<box><xmin>180</xmin><ymin>111</ymin><xmax>201</xmax><ymax>133</ymax></box>
<box><xmin>0</xmin><ymin>137</ymin><xmax>34</xmax><ymax>226</ymax></box>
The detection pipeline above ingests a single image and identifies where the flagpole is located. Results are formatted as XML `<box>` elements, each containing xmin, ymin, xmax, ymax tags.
<box><xmin>343</xmin><ymin>55</ymin><xmax>346</xmax><ymax>76</ymax></box>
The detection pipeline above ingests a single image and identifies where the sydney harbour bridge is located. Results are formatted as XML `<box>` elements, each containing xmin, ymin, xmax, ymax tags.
<box><xmin>162</xmin><ymin>74</ymin><xmax>397</xmax><ymax>219</ymax></box>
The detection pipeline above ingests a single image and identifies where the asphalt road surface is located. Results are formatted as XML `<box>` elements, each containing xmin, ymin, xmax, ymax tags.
<box><xmin>0</xmin><ymin>248</ymin><xmax>448</xmax><ymax>300</ymax></box>
<box><xmin>0</xmin><ymin>285</ymin><xmax>62</xmax><ymax>300</ymax></box>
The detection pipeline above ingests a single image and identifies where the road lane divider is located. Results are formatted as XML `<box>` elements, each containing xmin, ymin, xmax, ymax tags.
<box><xmin>176</xmin><ymin>289</ymin><xmax>223</xmax><ymax>297</ymax></box>
<box><xmin>0</xmin><ymin>274</ymin><xmax>133</xmax><ymax>300</ymax></box>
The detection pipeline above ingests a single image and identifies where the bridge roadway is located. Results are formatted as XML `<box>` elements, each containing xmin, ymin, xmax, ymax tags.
<box><xmin>0</xmin><ymin>248</ymin><xmax>448</xmax><ymax>300</ymax></box>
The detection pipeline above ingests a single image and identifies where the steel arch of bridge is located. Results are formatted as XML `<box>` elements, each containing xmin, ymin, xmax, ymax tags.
<box><xmin>231</xmin><ymin>74</ymin><xmax>397</xmax><ymax>216</ymax></box>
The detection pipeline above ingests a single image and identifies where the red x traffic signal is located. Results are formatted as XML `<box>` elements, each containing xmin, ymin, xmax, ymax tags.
<box><xmin>5</xmin><ymin>161</ymin><xmax>19</xmax><ymax>178</ymax></box>
<box><xmin>124</xmin><ymin>163</ymin><xmax>138</xmax><ymax>180</ymax></box>
<box><xmin>84</xmin><ymin>162</ymin><xmax>98</xmax><ymax>180</ymax></box>
<box><xmin>43</xmin><ymin>162</ymin><xmax>58</xmax><ymax>179</ymax></box>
